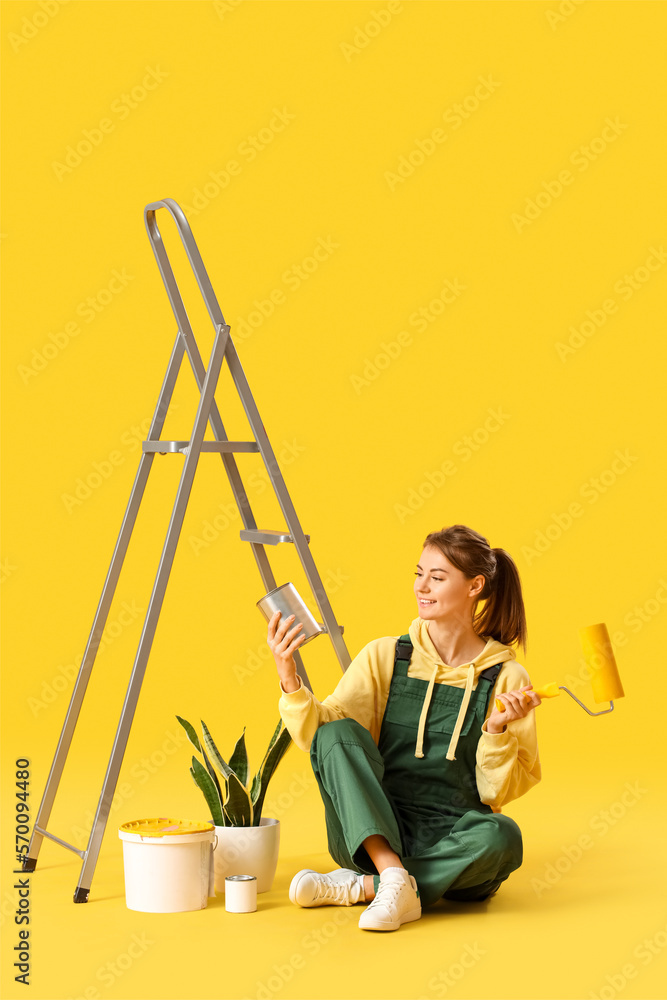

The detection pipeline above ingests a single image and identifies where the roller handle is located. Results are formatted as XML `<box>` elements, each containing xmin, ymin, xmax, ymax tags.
<box><xmin>494</xmin><ymin>682</ymin><xmax>560</xmax><ymax>713</ymax></box>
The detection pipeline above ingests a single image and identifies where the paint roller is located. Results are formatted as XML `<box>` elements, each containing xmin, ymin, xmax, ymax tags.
<box><xmin>494</xmin><ymin>622</ymin><xmax>625</xmax><ymax>718</ymax></box>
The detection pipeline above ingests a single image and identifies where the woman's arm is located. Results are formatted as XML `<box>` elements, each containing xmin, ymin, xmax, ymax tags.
<box><xmin>277</xmin><ymin>638</ymin><xmax>395</xmax><ymax>752</ymax></box>
<box><xmin>475</xmin><ymin>663</ymin><xmax>542</xmax><ymax>809</ymax></box>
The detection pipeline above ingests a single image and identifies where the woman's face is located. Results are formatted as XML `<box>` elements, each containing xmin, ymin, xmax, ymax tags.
<box><xmin>414</xmin><ymin>546</ymin><xmax>484</xmax><ymax>622</ymax></box>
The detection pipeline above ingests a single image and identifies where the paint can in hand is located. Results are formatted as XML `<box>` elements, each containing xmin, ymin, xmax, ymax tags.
<box><xmin>256</xmin><ymin>582</ymin><xmax>326</xmax><ymax>646</ymax></box>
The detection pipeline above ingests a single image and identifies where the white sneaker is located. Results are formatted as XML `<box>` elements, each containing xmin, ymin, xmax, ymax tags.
<box><xmin>358</xmin><ymin>868</ymin><xmax>422</xmax><ymax>931</ymax></box>
<box><xmin>289</xmin><ymin>868</ymin><xmax>365</xmax><ymax>907</ymax></box>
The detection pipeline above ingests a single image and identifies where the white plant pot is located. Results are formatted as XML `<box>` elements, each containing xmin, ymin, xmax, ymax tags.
<box><xmin>210</xmin><ymin>817</ymin><xmax>280</xmax><ymax>894</ymax></box>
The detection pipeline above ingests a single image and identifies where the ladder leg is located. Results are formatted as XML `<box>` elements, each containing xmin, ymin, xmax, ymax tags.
<box><xmin>173</xmin><ymin>320</ymin><xmax>316</xmax><ymax>688</ymax></box>
<box><xmin>24</xmin><ymin>333</ymin><xmax>185</xmax><ymax>874</ymax></box>
<box><xmin>73</xmin><ymin>325</ymin><xmax>230</xmax><ymax>901</ymax></box>
<box><xmin>225</xmin><ymin>337</ymin><xmax>351</xmax><ymax>673</ymax></box>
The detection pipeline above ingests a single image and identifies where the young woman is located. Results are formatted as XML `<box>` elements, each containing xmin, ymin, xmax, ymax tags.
<box><xmin>268</xmin><ymin>524</ymin><xmax>542</xmax><ymax>932</ymax></box>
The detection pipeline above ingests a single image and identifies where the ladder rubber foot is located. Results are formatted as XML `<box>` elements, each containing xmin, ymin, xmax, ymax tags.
<box><xmin>73</xmin><ymin>886</ymin><xmax>90</xmax><ymax>904</ymax></box>
<box><xmin>22</xmin><ymin>857</ymin><xmax>37</xmax><ymax>872</ymax></box>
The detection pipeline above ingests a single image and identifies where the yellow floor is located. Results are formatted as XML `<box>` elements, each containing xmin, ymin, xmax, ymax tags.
<box><xmin>4</xmin><ymin>773</ymin><xmax>665</xmax><ymax>1000</ymax></box>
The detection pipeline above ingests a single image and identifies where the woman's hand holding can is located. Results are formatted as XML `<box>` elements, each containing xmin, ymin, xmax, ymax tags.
<box><xmin>267</xmin><ymin>610</ymin><xmax>307</xmax><ymax>692</ymax></box>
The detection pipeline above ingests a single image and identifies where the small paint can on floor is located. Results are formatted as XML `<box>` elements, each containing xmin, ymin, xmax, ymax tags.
<box><xmin>225</xmin><ymin>874</ymin><xmax>257</xmax><ymax>912</ymax></box>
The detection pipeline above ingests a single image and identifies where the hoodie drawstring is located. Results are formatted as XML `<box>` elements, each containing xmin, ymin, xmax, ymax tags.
<box><xmin>445</xmin><ymin>664</ymin><xmax>475</xmax><ymax>761</ymax></box>
<box><xmin>414</xmin><ymin>663</ymin><xmax>476</xmax><ymax>761</ymax></box>
<box><xmin>414</xmin><ymin>664</ymin><xmax>438</xmax><ymax>758</ymax></box>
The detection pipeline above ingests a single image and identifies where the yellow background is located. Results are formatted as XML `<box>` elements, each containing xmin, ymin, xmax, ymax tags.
<box><xmin>2</xmin><ymin>1</ymin><xmax>666</xmax><ymax>998</ymax></box>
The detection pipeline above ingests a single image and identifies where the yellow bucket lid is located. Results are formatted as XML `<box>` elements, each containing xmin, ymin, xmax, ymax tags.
<box><xmin>118</xmin><ymin>817</ymin><xmax>214</xmax><ymax>838</ymax></box>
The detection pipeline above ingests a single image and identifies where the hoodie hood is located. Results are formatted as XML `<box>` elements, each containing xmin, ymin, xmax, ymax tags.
<box><xmin>407</xmin><ymin>617</ymin><xmax>517</xmax><ymax>760</ymax></box>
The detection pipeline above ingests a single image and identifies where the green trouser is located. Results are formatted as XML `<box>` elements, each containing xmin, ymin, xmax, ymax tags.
<box><xmin>309</xmin><ymin>636</ymin><xmax>523</xmax><ymax>909</ymax></box>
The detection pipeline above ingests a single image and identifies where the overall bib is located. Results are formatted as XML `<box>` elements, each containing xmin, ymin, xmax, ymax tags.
<box><xmin>309</xmin><ymin>635</ymin><xmax>524</xmax><ymax>908</ymax></box>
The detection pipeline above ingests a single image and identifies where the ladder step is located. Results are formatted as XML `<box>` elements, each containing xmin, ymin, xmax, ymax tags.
<box><xmin>34</xmin><ymin>825</ymin><xmax>86</xmax><ymax>859</ymax></box>
<box><xmin>143</xmin><ymin>440</ymin><xmax>259</xmax><ymax>454</ymax></box>
<box><xmin>240</xmin><ymin>529</ymin><xmax>310</xmax><ymax>545</ymax></box>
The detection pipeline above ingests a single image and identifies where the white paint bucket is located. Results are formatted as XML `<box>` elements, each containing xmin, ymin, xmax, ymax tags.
<box><xmin>118</xmin><ymin>818</ymin><xmax>217</xmax><ymax>913</ymax></box>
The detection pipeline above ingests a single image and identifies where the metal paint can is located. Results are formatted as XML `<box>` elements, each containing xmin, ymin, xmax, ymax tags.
<box><xmin>225</xmin><ymin>874</ymin><xmax>257</xmax><ymax>912</ymax></box>
<box><xmin>256</xmin><ymin>582</ymin><xmax>326</xmax><ymax>646</ymax></box>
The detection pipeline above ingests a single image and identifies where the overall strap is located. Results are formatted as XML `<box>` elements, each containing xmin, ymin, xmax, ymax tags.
<box><xmin>393</xmin><ymin>635</ymin><xmax>413</xmax><ymax>675</ymax></box>
<box><xmin>478</xmin><ymin>662</ymin><xmax>503</xmax><ymax>686</ymax></box>
<box><xmin>474</xmin><ymin>663</ymin><xmax>504</xmax><ymax>721</ymax></box>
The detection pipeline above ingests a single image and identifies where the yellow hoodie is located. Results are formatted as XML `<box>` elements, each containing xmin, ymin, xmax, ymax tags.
<box><xmin>277</xmin><ymin>616</ymin><xmax>541</xmax><ymax>812</ymax></box>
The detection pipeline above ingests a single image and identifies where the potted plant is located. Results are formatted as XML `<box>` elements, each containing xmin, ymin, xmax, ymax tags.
<box><xmin>175</xmin><ymin>714</ymin><xmax>292</xmax><ymax>893</ymax></box>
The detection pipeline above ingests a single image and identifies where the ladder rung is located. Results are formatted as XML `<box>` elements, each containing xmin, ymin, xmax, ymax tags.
<box><xmin>34</xmin><ymin>825</ymin><xmax>86</xmax><ymax>859</ymax></box>
<box><xmin>240</xmin><ymin>529</ymin><xmax>310</xmax><ymax>545</ymax></box>
<box><xmin>142</xmin><ymin>440</ymin><xmax>259</xmax><ymax>454</ymax></box>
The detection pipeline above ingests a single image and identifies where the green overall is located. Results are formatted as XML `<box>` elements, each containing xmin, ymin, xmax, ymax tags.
<box><xmin>309</xmin><ymin>635</ymin><xmax>524</xmax><ymax>908</ymax></box>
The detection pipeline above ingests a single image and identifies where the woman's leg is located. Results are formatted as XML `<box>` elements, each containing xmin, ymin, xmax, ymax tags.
<box><xmin>309</xmin><ymin>718</ymin><xmax>405</xmax><ymax>893</ymax></box>
<box><xmin>361</xmin><ymin>834</ymin><xmax>404</xmax><ymax>900</ymax></box>
<box><xmin>400</xmin><ymin>810</ymin><xmax>524</xmax><ymax>908</ymax></box>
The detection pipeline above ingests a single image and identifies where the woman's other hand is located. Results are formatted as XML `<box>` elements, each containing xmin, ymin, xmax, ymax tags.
<box><xmin>486</xmin><ymin>684</ymin><xmax>542</xmax><ymax>734</ymax></box>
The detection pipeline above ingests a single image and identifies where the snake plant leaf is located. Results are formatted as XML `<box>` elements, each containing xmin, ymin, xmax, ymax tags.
<box><xmin>176</xmin><ymin>715</ymin><xmax>203</xmax><ymax>754</ymax></box>
<box><xmin>225</xmin><ymin>768</ymin><xmax>253</xmax><ymax>826</ymax></box>
<box><xmin>250</xmin><ymin>719</ymin><xmax>293</xmax><ymax>823</ymax></box>
<box><xmin>191</xmin><ymin>756</ymin><xmax>225</xmax><ymax>826</ymax></box>
<box><xmin>229</xmin><ymin>727</ymin><xmax>249</xmax><ymax>787</ymax></box>
<box><xmin>201</xmin><ymin>720</ymin><xmax>235</xmax><ymax>781</ymax></box>
<box><xmin>201</xmin><ymin>742</ymin><xmax>226</xmax><ymax>809</ymax></box>
<box><xmin>250</xmin><ymin>717</ymin><xmax>282</xmax><ymax>805</ymax></box>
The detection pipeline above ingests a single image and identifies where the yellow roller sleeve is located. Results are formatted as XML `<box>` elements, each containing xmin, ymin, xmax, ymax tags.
<box><xmin>579</xmin><ymin>622</ymin><xmax>625</xmax><ymax>702</ymax></box>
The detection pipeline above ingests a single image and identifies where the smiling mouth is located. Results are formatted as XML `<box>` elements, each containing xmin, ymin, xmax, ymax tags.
<box><xmin>418</xmin><ymin>599</ymin><xmax>436</xmax><ymax>605</ymax></box>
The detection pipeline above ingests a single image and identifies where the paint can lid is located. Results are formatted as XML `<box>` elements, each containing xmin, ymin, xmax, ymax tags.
<box><xmin>118</xmin><ymin>817</ymin><xmax>214</xmax><ymax>838</ymax></box>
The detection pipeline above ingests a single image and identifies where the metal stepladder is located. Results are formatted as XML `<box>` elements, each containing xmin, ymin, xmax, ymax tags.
<box><xmin>23</xmin><ymin>198</ymin><xmax>352</xmax><ymax>902</ymax></box>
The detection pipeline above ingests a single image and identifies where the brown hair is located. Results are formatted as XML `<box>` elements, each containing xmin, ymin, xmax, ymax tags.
<box><xmin>422</xmin><ymin>524</ymin><xmax>527</xmax><ymax>654</ymax></box>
